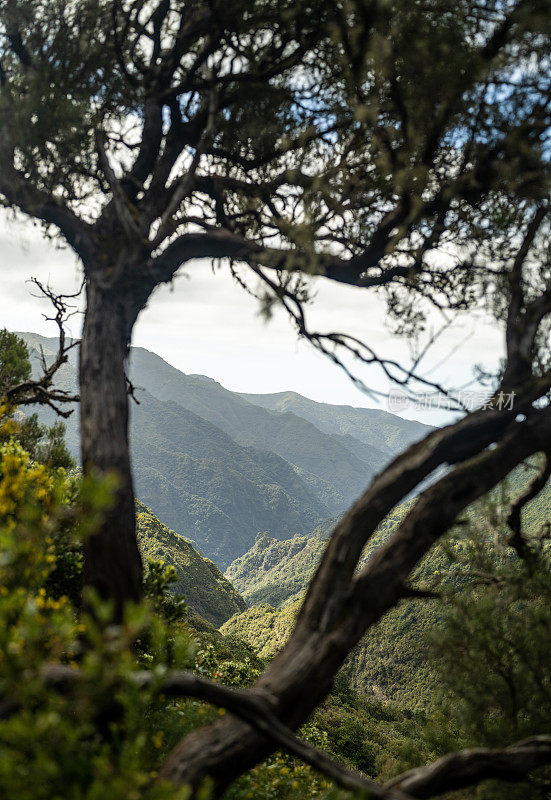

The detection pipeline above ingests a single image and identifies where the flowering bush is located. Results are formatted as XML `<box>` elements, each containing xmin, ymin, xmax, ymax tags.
<box><xmin>0</xmin><ymin>407</ymin><xmax>197</xmax><ymax>800</ymax></box>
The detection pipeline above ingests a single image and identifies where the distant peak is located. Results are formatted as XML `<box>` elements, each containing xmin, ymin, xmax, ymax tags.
<box><xmin>188</xmin><ymin>374</ymin><xmax>219</xmax><ymax>385</ymax></box>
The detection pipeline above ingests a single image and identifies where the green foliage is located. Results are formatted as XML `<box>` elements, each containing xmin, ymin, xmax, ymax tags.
<box><xmin>223</xmin><ymin>503</ymin><xmax>444</xmax><ymax>706</ymax></box>
<box><xmin>327</xmin><ymin>715</ymin><xmax>375</xmax><ymax>774</ymax></box>
<box><xmin>226</xmin><ymin>533</ymin><xmax>327</xmax><ymax>607</ymax></box>
<box><xmin>32</xmin><ymin>419</ymin><xmax>74</xmax><ymax>472</ymax></box>
<box><xmin>4</xmin><ymin>475</ymin><xmax>247</xmax><ymax>626</ymax></box>
<box><xmin>0</xmin><ymin>330</ymin><xmax>74</xmax><ymax>471</ymax></box>
<box><xmin>7</xmin><ymin>413</ymin><xmax>75</xmax><ymax>471</ymax></box>
<box><xmin>423</xmin><ymin>517</ymin><xmax>551</xmax><ymax>798</ymax></box>
<box><xmin>224</xmin><ymin>746</ymin><xmax>333</xmax><ymax>800</ymax></box>
<box><xmin>0</xmin><ymin>329</ymin><xmax>31</xmax><ymax>394</ymax></box>
<box><xmin>221</xmin><ymin>602</ymin><xmax>298</xmax><ymax>660</ymax></box>
<box><xmin>350</xmin><ymin>498</ymin><xmax>551</xmax><ymax>799</ymax></box>
<box><xmin>144</xmin><ymin>560</ymin><xmax>188</xmax><ymax>625</ymax></box>
<box><xmin>226</xmin><ymin>508</ymin><xmax>409</xmax><ymax>613</ymax></box>
<box><xmin>0</xmin><ymin>416</ymin><xmax>196</xmax><ymax>799</ymax></box>
<box><xmin>313</xmin><ymin>694</ymin><xmax>430</xmax><ymax>782</ymax></box>
<box><xmin>136</xmin><ymin>502</ymin><xmax>246</xmax><ymax>626</ymax></box>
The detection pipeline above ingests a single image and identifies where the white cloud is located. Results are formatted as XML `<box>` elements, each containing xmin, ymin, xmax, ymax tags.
<box><xmin>0</xmin><ymin>210</ymin><xmax>504</xmax><ymax>424</ymax></box>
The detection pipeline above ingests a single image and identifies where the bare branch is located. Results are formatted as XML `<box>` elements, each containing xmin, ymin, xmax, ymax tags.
<box><xmin>4</xmin><ymin>280</ymin><xmax>80</xmax><ymax>417</ymax></box>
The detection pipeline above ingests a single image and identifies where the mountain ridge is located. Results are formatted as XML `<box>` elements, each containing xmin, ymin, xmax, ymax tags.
<box><xmin>17</xmin><ymin>332</ymin><xmax>430</xmax><ymax>567</ymax></box>
<box><xmin>136</xmin><ymin>500</ymin><xmax>246</xmax><ymax>625</ymax></box>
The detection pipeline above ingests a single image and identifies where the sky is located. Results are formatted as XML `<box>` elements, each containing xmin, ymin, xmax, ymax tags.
<box><xmin>0</xmin><ymin>210</ymin><xmax>505</xmax><ymax>424</ymax></box>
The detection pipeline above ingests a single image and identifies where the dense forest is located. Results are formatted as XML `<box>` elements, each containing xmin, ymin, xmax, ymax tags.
<box><xmin>0</xmin><ymin>1</ymin><xmax>550</xmax><ymax>798</ymax></box>
<box><xmin>2</xmin><ymin>330</ymin><xmax>551</xmax><ymax>800</ymax></box>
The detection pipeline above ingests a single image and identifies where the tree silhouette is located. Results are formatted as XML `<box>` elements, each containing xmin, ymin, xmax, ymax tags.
<box><xmin>0</xmin><ymin>0</ymin><xmax>550</xmax><ymax>793</ymax></box>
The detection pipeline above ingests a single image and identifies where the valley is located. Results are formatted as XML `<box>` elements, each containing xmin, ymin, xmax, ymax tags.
<box><xmin>21</xmin><ymin>332</ymin><xmax>429</xmax><ymax>566</ymax></box>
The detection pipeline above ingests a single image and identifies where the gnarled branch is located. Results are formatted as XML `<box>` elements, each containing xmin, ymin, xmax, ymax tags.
<box><xmin>24</xmin><ymin>664</ymin><xmax>412</xmax><ymax>800</ymax></box>
<box><xmin>386</xmin><ymin>735</ymin><xmax>551</xmax><ymax>798</ymax></box>
<box><xmin>4</xmin><ymin>280</ymin><xmax>80</xmax><ymax>417</ymax></box>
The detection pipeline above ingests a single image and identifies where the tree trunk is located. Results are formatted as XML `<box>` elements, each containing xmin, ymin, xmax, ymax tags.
<box><xmin>80</xmin><ymin>279</ymin><xmax>143</xmax><ymax>618</ymax></box>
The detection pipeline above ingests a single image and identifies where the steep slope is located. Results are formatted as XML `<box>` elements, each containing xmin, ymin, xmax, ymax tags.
<box><xmin>130</xmin><ymin>391</ymin><xmax>327</xmax><ymax>565</ymax></box>
<box><xmin>225</xmin><ymin>509</ymin><xmax>405</xmax><ymax>608</ymax></box>
<box><xmin>221</xmin><ymin>594</ymin><xmax>439</xmax><ymax>708</ymax></box>
<box><xmin>127</xmin><ymin>347</ymin><xmax>387</xmax><ymax>510</ymax></box>
<box><xmin>136</xmin><ymin>501</ymin><xmax>246</xmax><ymax>626</ymax></box>
<box><xmin>221</xmin><ymin>513</ymin><xmax>462</xmax><ymax>708</ymax></box>
<box><xmin>20</xmin><ymin>334</ymin><xmax>326</xmax><ymax>565</ymax></box>
<box><xmin>19</xmin><ymin>332</ymin><xmax>432</xmax><ymax>566</ymax></box>
<box><xmin>225</xmin><ymin>532</ymin><xmax>328</xmax><ymax>607</ymax></box>
<box><xmin>223</xmin><ymin>475</ymin><xmax>551</xmax><ymax>706</ymax></box>
<box><xmin>239</xmin><ymin>390</ymin><xmax>431</xmax><ymax>456</ymax></box>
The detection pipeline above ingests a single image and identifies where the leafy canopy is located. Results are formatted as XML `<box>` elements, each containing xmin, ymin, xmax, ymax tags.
<box><xmin>0</xmin><ymin>0</ymin><xmax>548</xmax><ymax>353</ymax></box>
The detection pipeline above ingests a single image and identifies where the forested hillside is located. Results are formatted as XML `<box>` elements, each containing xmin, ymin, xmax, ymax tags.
<box><xmin>222</xmin><ymin>503</ymin><xmax>443</xmax><ymax>707</ymax></box>
<box><xmin>136</xmin><ymin>501</ymin><xmax>246</xmax><ymax>626</ymax></box>
<box><xmin>127</xmin><ymin>347</ymin><xmax>392</xmax><ymax>509</ymax></box>
<box><xmin>225</xmin><ymin>507</ymin><xmax>408</xmax><ymax>607</ymax></box>
<box><xmin>226</xmin><ymin>531</ymin><xmax>329</xmax><ymax>607</ymax></box>
<box><xmin>240</xmin><ymin>390</ymin><xmax>432</xmax><ymax>456</ymax></box>
<box><xmin>19</xmin><ymin>333</ymin><xmax>428</xmax><ymax>566</ymax></box>
<box><xmin>224</xmin><ymin>476</ymin><xmax>551</xmax><ymax>706</ymax></box>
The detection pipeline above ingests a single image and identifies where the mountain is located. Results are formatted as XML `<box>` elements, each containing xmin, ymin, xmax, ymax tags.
<box><xmin>136</xmin><ymin>501</ymin><xmax>246</xmax><ymax>626</ymax></box>
<box><xmin>125</xmin><ymin>347</ymin><xmax>392</xmax><ymax>510</ymax></box>
<box><xmin>225</xmin><ymin>507</ymin><xmax>407</xmax><ymax>609</ymax></box>
<box><xmin>130</xmin><ymin>391</ymin><xmax>327</xmax><ymax>565</ymax></box>
<box><xmin>221</xmin><ymin>518</ymin><xmax>453</xmax><ymax>707</ymax></box>
<box><xmin>239</xmin><ymin>390</ymin><xmax>432</xmax><ymax>457</ymax></box>
<box><xmin>20</xmin><ymin>334</ymin><xmax>327</xmax><ymax>565</ymax></box>
<box><xmin>18</xmin><ymin>332</ymin><xmax>430</xmax><ymax>567</ymax></box>
<box><xmin>225</xmin><ymin>531</ymin><xmax>329</xmax><ymax>607</ymax></box>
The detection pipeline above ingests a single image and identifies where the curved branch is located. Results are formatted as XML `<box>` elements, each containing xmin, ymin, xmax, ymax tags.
<box><xmin>31</xmin><ymin>664</ymin><xmax>412</xmax><ymax>800</ymax></box>
<box><xmin>0</xmin><ymin>153</ymin><xmax>96</xmax><ymax>267</ymax></box>
<box><xmin>386</xmin><ymin>735</ymin><xmax>551</xmax><ymax>798</ymax></box>
<box><xmin>160</xmin><ymin>398</ymin><xmax>551</xmax><ymax>792</ymax></box>
<box><xmin>507</xmin><ymin>454</ymin><xmax>551</xmax><ymax>558</ymax></box>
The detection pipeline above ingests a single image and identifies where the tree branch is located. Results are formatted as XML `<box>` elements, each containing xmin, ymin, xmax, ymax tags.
<box><xmin>4</xmin><ymin>280</ymin><xmax>80</xmax><ymax>417</ymax></box>
<box><xmin>502</xmin><ymin>205</ymin><xmax>549</xmax><ymax>389</ymax></box>
<box><xmin>507</xmin><ymin>454</ymin><xmax>551</xmax><ymax>558</ymax></box>
<box><xmin>0</xmin><ymin>143</ymin><xmax>96</xmax><ymax>267</ymax></box>
<box><xmin>27</xmin><ymin>664</ymin><xmax>413</xmax><ymax>800</ymax></box>
<box><xmin>160</xmin><ymin>397</ymin><xmax>551</xmax><ymax>792</ymax></box>
<box><xmin>385</xmin><ymin>735</ymin><xmax>551</xmax><ymax>798</ymax></box>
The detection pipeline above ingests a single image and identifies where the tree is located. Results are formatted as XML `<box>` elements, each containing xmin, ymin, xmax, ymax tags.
<box><xmin>0</xmin><ymin>328</ymin><xmax>74</xmax><ymax>469</ymax></box>
<box><xmin>0</xmin><ymin>0</ymin><xmax>550</xmax><ymax>795</ymax></box>
<box><xmin>402</xmin><ymin>495</ymin><xmax>551</xmax><ymax>799</ymax></box>
<box><xmin>0</xmin><ymin>329</ymin><xmax>30</xmax><ymax>394</ymax></box>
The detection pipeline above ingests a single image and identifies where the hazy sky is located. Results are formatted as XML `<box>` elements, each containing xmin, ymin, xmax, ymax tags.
<box><xmin>0</xmin><ymin>210</ymin><xmax>504</xmax><ymax>424</ymax></box>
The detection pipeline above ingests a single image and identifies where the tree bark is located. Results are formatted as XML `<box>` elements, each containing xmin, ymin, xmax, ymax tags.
<box><xmin>80</xmin><ymin>279</ymin><xmax>143</xmax><ymax>617</ymax></box>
